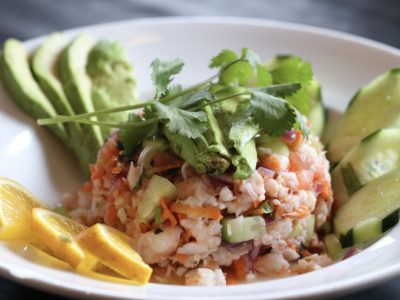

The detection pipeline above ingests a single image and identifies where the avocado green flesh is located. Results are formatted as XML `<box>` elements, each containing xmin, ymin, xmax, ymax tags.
<box><xmin>221</xmin><ymin>216</ymin><xmax>266</xmax><ymax>243</ymax></box>
<box><xmin>136</xmin><ymin>175</ymin><xmax>178</xmax><ymax>223</ymax></box>
<box><xmin>0</xmin><ymin>38</ymin><xmax>67</xmax><ymax>141</ymax></box>
<box><xmin>59</xmin><ymin>34</ymin><xmax>104</xmax><ymax>163</ymax></box>
<box><xmin>328</xmin><ymin>69</ymin><xmax>400</xmax><ymax>164</ymax></box>
<box><xmin>87</xmin><ymin>40</ymin><xmax>138</xmax><ymax>137</ymax></box>
<box><xmin>334</xmin><ymin>167</ymin><xmax>400</xmax><ymax>241</ymax></box>
<box><xmin>31</xmin><ymin>33</ymin><xmax>93</xmax><ymax>175</ymax></box>
<box><xmin>331</xmin><ymin>128</ymin><xmax>400</xmax><ymax>207</ymax></box>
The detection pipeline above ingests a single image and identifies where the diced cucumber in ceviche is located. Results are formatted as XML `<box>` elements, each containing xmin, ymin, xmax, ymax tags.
<box><xmin>221</xmin><ymin>216</ymin><xmax>266</xmax><ymax>243</ymax></box>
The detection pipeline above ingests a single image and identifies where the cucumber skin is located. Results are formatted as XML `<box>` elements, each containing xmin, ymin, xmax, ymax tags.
<box><xmin>328</xmin><ymin>69</ymin><xmax>400</xmax><ymax>164</ymax></box>
<box><xmin>334</xmin><ymin>167</ymin><xmax>400</xmax><ymax>247</ymax></box>
<box><xmin>135</xmin><ymin>175</ymin><xmax>178</xmax><ymax>223</ymax></box>
<box><xmin>221</xmin><ymin>216</ymin><xmax>266</xmax><ymax>243</ymax></box>
<box><xmin>331</xmin><ymin>128</ymin><xmax>400</xmax><ymax>207</ymax></box>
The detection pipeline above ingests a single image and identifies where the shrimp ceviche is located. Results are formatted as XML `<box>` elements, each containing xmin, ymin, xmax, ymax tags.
<box><xmin>3</xmin><ymin>33</ymin><xmax>399</xmax><ymax>286</ymax></box>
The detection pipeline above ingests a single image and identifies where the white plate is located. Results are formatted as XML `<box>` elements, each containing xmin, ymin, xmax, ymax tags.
<box><xmin>1</xmin><ymin>16</ymin><xmax>400</xmax><ymax>300</ymax></box>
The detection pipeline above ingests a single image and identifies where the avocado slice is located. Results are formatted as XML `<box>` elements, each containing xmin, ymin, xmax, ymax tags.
<box><xmin>87</xmin><ymin>40</ymin><xmax>138</xmax><ymax>138</ymax></box>
<box><xmin>59</xmin><ymin>34</ymin><xmax>103</xmax><ymax>155</ymax></box>
<box><xmin>31</xmin><ymin>33</ymin><xmax>94</xmax><ymax>175</ymax></box>
<box><xmin>0</xmin><ymin>38</ymin><xmax>67</xmax><ymax>141</ymax></box>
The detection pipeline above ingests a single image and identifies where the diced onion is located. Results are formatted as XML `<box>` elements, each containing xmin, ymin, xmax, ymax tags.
<box><xmin>257</xmin><ymin>167</ymin><xmax>275</xmax><ymax>177</ymax></box>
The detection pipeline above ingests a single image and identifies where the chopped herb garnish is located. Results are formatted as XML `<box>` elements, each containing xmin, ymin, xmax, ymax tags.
<box><xmin>155</xmin><ymin>206</ymin><xmax>163</xmax><ymax>225</ymax></box>
<box><xmin>38</xmin><ymin>48</ymin><xmax>314</xmax><ymax>179</ymax></box>
<box><xmin>59</xmin><ymin>234</ymin><xmax>73</xmax><ymax>243</ymax></box>
<box><xmin>154</xmin><ymin>228</ymin><xmax>163</xmax><ymax>234</ymax></box>
<box><xmin>260</xmin><ymin>201</ymin><xmax>274</xmax><ymax>214</ymax></box>
<box><xmin>53</xmin><ymin>206</ymin><xmax>70</xmax><ymax>218</ymax></box>
<box><xmin>116</xmin><ymin>140</ymin><xmax>124</xmax><ymax>150</ymax></box>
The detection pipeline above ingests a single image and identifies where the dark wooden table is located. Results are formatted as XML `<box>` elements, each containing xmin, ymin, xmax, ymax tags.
<box><xmin>1</xmin><ymin>0</ymin><xmax>400</xmax><ymax>299</ymax></box>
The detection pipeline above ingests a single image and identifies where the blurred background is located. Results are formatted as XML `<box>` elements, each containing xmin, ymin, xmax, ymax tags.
<box><xmin>1</xmin><ymin>0</ymin><xmax>400</xmax><ymax>299</ymax></box>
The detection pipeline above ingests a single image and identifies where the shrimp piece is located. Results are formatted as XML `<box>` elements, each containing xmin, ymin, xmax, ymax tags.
<box><xmin>185</xmin><ymin>268</ymin><xmax>226</xmax><ymax>286</ymax></box>
<box><xmin>135</xmin><ymin>226</ymin><xmax>182</xmax><ymax>264</ymax></box>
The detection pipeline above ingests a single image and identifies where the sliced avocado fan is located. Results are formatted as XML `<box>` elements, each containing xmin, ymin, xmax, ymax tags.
<box><xmin>59</xmin><ymin>34</ymin><xmax>104</xmax><ymax>165</ymax></box>
<box><xmin>87</xmin><ymin>40</ymin><xmax>138</xmax><ymax>138</ymax></box>
<box><xmin>31</xmin><ymin>33</ymin><xmax>96</xmax><ymax>175</ymax></box>
<box><xmin>0</xmin><ymin>38</ymin><xmax>67</xmax><ymax>141</ymax></box>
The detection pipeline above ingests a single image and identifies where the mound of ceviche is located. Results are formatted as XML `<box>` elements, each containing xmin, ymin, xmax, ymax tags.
<box><xmin>36</xmin><ymin>48</ymin><xmax>336</xmax><ymax>286</ymax></box>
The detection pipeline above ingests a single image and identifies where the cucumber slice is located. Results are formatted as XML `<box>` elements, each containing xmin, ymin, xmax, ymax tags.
<box><xmin>327</xmin><ymin>69</ymin><xmax>400</xmax><ymax>165</ymax></box>
<box><xmin>221</xmin><ymin>216</ymin><xmax>266</xmax><ymax>243</ymax></box>
<box><xmin>304</xmin><ymin>214</ymin><xmax>315</xmax><ymax>247</ymax></box>
<box><xmin>255</xmin><ymin>134</ymin><xmax>289</xmax><ymax>158</ymax></box>
<box><xmin>334</xmin><ymin>167</ymin><xmax>400</xmax><ymax>247</ymax></box>
<box><xmin>331</xmin><ymin>128</ymin><xmax>400</xmax><ymax>207</ymax></box>
<box><xmin>135</xmin><ymin>175</ymin><xmax>178</xmax><ymax>223</ymax></box>
<box><xmin>323</xmin><ymin>234</ymin><xmax>343</xmax><ymax>260</ymax></box>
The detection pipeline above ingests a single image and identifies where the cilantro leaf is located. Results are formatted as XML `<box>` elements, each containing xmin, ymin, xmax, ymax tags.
<box><xmin>288</xmin><ymin>88</ymin><xmax>311</xmax><ymax>116</ymax></box>
<box><xmin>153</xmin><ymin>102</ymin><xmax>208</xmax><ymax>139</ymax></box>
<box><xmin>182</xmin><ymin>90</ymin><xmax>214</xmax><ymax>109</ymax></box>
<box><xmin>292</xmin><ymin>104</ymin><xmax>310</xmax><ymax>137</ymax></box>
<box><xmin>257</xmin><ymin>65</ymin><xmax>273</xmax><ymax>87</ymax></box>
<box><xmin>241</xmin><ymin>48</ymin><xmax>262</xmax><ymax>68</ymax></box>
<box><xmin>162</xmin><ymin>84</ymin><xmax>194</xmax><ymax>108</ymax></box>
<box><xmin>221</xmin><ymin>60</ymin><xmax>254</xmax><ymax>85</ymax></box>
<box><xmin>119</xmin><ymin>113</ymin><xmax>158</xmax><ymax>154</ymax></box>
<box><xmin>250</xmin><ymin>91</ymin><xmax>296</xmax><ymax>136</ymax></box>
<box><xmin>209</xmin><ymin>49</ymin><xmax>238</xmax><ymax>68</ymax></box>
<box><xmin>228</xmin><ymin>104</ymin><xmax>259</xmax><ymax>153</ymax></box>
<box><xmin>248</xmin><ymin>83</ymin><xmax>301</xmax><ymax>98</ymax></box>
<box><xmin>151</xmin><ymin>58</ymin><xmax>184</xmax><ymax>96</ymax></box>
<box><xmin>270</xmin><ymin>56</ymin><xmax>313</xmax><ymax>115</ymax></box>
<box><xmin>270</xmin><ymin>56</ymin><xmax>313</xmax><ymax>87</ymax></box>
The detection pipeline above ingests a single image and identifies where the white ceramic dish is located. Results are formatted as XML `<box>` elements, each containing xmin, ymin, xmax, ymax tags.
<box><xmin>1</xmin><ymin>16</ymin><xmax>400</xmax><ymax>300</ymax></box>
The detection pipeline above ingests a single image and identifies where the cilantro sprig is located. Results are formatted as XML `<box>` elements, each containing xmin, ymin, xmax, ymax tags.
<box><xmin>38</xmin><ymin>48</ymin><xmax>314</xmax><ymax>177</ymax></box>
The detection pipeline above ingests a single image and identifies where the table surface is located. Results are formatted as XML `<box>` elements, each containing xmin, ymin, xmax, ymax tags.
<box><xmin>1</xmin><ymin>0</ymin><xmax>400</xmax><ymax>299</ymax></box>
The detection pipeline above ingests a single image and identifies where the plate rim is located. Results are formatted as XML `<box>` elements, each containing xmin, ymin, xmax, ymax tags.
<box><xmin>1</xmin><ymin>15</ymin><xmax>400</xmax><ymax>300</ymax></box>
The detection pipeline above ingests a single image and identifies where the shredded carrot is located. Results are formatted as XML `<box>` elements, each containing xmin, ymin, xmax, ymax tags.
<box><xmin>106</xmin><ymin>203</ymin><xmax>117</xmax><ymax>224</ymax></box>
<box><xmin>170</xmin><ymin>202</ymin><xmax>222</xmax><ymax>221</ymax></box>
<box><xmin>301</xmin><ymin>249</ymin><xmax>311</xmax><ymax>257</ymax></box>
<box><xmin>139</xmin><ymin>222</ymin><xmax>151</xmax><ymax>233</ymax></box>
<box><xmin>160</xmin><ymin>197</ymin><xmax>177</xmax><ymax>227</ymax></box>
<box><xmin>288</xmin><ymin>242</ymin><xmax>296</xmax><ymax>251</ymax></box>
<box><xmin>90</xmin><ymin>164</ymin><xmax>105</xmax><ymax>181</ymax></box>
<box><xmin>176</xmin><ymin>252</ymin><xmax>189</xmax><ymax>263</ymax></box>
<box><xmin>225</xmin><ymin>272</ymin><xmax>236</xmax><ymax>285</ymax></box>
<box><xmin>183</xmin><ymin>230</ymin><xmax>192</xmax><ymax>243</ymax></box>
<box><xmin>232</xmin><ymin>256</ymin><xmax>248</xmax><ymax>280</ymax></box>
<box><xmin>111</xmin><ymin>167</ymin><xmax>123</xmax><ymax>175</ymax></box>
<box><xmin>260</xmin><ymin>154</ymin><xmax>281</xmax><ymax>171</ymax></box>
<box><xmin>243</xmin><ymin>207</ymin><xmax>263</xmax><ymax>216</ymax></box>
<box><xmin>320</xmin><ymin>180</ymin><xmax>332</xmax><ymax>198</ymax></box>
<box><xmin>287</xmin><ymin>205</ymin><xmax>310</xmax><ymax>218</ymax></box>
<box><xmin>80</xmin><ymin>182</ymin><xmax>93</xmax><ymax>193</ymax></box>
